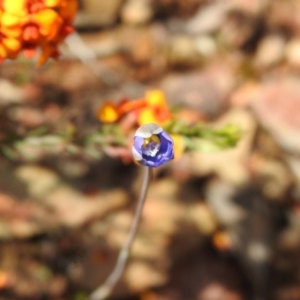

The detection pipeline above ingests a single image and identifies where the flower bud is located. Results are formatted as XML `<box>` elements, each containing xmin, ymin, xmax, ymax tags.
<box><xmin>132</xmin><ymin>123</ymin><xmax>174</xmax><ymax>167</ymax></box>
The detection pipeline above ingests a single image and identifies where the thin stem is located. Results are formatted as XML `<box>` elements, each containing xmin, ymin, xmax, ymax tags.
<box><xmin>89</xmin><ymin>166</ymin><xmax>152</xmax><ymax>300</ymax></box>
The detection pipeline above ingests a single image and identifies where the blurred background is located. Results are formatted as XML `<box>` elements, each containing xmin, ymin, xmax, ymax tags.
<box><xmin>1</xmin><ymin>0</ymin><xmax>300</xmax><ymax>299</ymax></box>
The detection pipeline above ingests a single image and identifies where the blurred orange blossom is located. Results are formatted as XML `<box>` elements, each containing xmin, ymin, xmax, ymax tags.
<box><xmin>97</xmin><ymin>90</ymin><xmax>172</xmax><ymax>126</ymax></box>
<box><xmin>98</xmin><ymin>90</ymin><xmax>189</xmax><ymax>161</ymax></box>
<box><xmin>0</xmin><ymin>0</ymin><xmax>78</xmax><ymax>65</ymax></box>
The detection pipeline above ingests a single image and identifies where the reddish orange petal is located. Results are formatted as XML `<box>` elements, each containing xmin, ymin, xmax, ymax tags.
<box><xmin>23</xmin><ymin>24</ymin><xmax>39</xmax><ymax>42</ymax></box>
<box><xmin>60</xmin><ymin>24</ymin><xmax>74</xmax><ymax>37</ymax></box>
<box><xmin>23</xmin><ymin>46</ymin><xmax>36</xmax><ymax>58</ymax></box>
<box><xmin>153</xmin><ymin>106</ymin><xmax>172</xmax><ymax>123</ymax></box>
<box><xmin>118</xmin><ymin>99</ymin><xmax>147</xmax><ymax>115</ymax></box>
<box><xmin>30</xmin><ymin>2</ymin><xmax>45</xmax><ymax>13</ymax></box>
<box><xmin>58</xmin><ymin>0</ymin><xmax>78</xmax><ymax>22</ymax></box>
<box><xmin>37</xmin><ymin>44</ymin><xmax>57</xmax><ymax>66</ymax></box>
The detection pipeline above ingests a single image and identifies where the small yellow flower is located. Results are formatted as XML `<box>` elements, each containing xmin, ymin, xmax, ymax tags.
<box><xmin>138</xmin><ymin>108</ymin><xmax>159</xmax><ymax>125</ymax></box>
<box><xmin>169</xmin><ymin>134</ymin><xmax>185</xmax><ymax>159</ymax></box>
<box><xmin>97</xmin><ymin>102</ymin><xmax>119</xmax><ymax>123</ymax></box>
<box><xmin>145</xmin><ymin>90</ymin><xmax>167</xmax><ymax>106</ymax></box>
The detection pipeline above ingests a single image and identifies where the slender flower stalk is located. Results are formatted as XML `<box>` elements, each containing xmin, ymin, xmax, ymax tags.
<box><xmin>89</xmin><ymin>123</ymin><xmax>174</xmax><ymax>300</ymax></box>
<box><xmin>89</xmin><ymin>166</ymin><xmax>152</xmax><ymax>300</ymax></box>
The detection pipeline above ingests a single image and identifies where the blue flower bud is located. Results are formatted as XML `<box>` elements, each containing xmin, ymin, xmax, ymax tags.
<box><xmin>132</xmin><ymin>123</ymin><xmax>174</xmax><ymax>167</ymax></box>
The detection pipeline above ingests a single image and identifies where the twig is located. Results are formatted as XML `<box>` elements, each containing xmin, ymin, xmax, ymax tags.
<box><xmin>63</xmin><ymin>32</ymin><xmax>147</xmax><ymax>95</ymax></box>
<box><xmin>89</xmin><ymin>166</ymin><xmax>152</xmax><ymax>300</ymax></box>
<box><xmin>64</xmin><ymin>32</ymin><xmax>121</xmax><ymax>86</ymax></box>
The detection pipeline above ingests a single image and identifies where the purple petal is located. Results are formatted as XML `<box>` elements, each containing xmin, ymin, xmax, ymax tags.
<box><xmin>160</xmin><ymin>131</ymin><xmax>174</xmax><ymax>144</ymax></box>
<box><xmin>133</xmin><ymin>136</ymin><xmax>144</xmax><ymax>153</ymax></box>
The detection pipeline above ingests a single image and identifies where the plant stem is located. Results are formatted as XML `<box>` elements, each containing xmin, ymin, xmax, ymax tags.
<box><xmin>89</xmin><ymin>166</ymin><xmax>152</xmax><ymax>300</ymax></box>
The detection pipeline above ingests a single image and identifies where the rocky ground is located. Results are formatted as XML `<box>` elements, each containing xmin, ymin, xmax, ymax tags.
<box><xmin>1</xmin><ymin>0</ymin><xmax>300</xmax><ymax>299</ymax></box>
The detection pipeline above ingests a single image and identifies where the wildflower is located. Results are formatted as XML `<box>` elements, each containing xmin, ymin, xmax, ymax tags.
<box><xmin>98</xmin><ymin>90</ymin><xmax>172</xmax><ymax>126</ymax></box>
<box><xmin>97</xmin><ymin>99</ymin><xmax>145</xmax><ymax>123</ymax></box>
<box><xmin>97</xmin><ymin>101</ymin><xmax>119</xmax><ymax>123</ymax></box>
<box><xmin>213</xmin><ymin>230</ymin><xmax>232</xmax><ymax>251</ymax></box>
<box><xmin>170</xmin><ymin>134</ymin><xmax>185</xmax><ymax>159</ymax></box>
<box><xmin>132</xmin><ymin>123</ymin><xmax>174</xmax><ymax>167</ymax></box>
<box><xmin>0</xmin><ymin>0</ymin><xmax>78</xmax><ymax>65</ymax></box>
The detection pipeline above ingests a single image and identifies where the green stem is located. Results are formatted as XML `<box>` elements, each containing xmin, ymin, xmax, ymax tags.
<box><xmin>89</xmin><ymin>166</ymin><xmax>152</xmax><ymax>300</ymax></box>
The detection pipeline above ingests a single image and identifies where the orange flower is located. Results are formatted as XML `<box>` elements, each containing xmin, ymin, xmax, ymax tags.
<box><xmin>0</xmin><ymin>10</ymin><xmax>23</xmax><ymax>60</ymax></box>
<box><xmin>213</xmin><ymin>230</ymin><xmax>232</xmax><ymax>251</ymax></box>
<box><xmin>138</xmin><ymin>90</ymin><xmax>172</xmax><ymax>125</ymax></box>
<box><xmin>97</xmin><ymin>101</ymin><xmax>119</xmax><ymax>123</ymax></box>
<box><xmin>97</xmin><ymin>90</ymin><xmax>172</xmax><ymax>126</ymax></box>
<box><xmin>0</xmin><ymin>0</ymin><xmax>78</xmax><ymax>65</ymax></box>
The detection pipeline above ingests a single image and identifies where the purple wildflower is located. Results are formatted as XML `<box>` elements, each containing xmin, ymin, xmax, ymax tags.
<box><xmin>132</xmin><ymin>123</ymin><xmax>174</xmax><ymax>167</ymax></box>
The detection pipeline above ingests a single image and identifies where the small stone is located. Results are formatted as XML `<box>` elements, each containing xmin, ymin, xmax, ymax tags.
<box><xmin>255</xmin><ymin>34</ymin><xmax>285</xmax><ymax>67</ymax></box>
<box><xmin>10</xmin><ymin>220</ymin><xmax>41</xmax><ymax>239</ymax></box>
<box><xmin>45</xmin><ymin>187</ymin><xmax>128</xmax><ymax>227</ymax></box>
<box><xmin>285</xmin><ymin>39</ymin><xmax>300</xmax><ymax>67</ymax></box>
<box><xmin>125</xmin><ymin>261</ymin><xmax>167</xmax><ymax>291</ymax></box>
<box><xmin>147</xmin><ymin>179</ymin><xmax>179</xmax><ymax>200</ymax></box>
<box><xmin>123</xmin><ymin>27</ymin><xmax>157</xmax><ymax>63</ymax></box>
<box><xmin>161</xmin><ymin>65</ymin><xmax>235</xmax><ymax>119</ymax></box>
<box><xmin>47</xmin><ymin>275</ymin><xmax>67</xmax><ymax>297</ymax></box>
<box><xmin>130</xmin><ymin>233</ymin><xmax>168</xmax><ymax>260</ymax></box>
<box><xmin>0</xmin><ymin>80</ymin><xmax>25</xmax><ymax>106</ymax></box>
<box><xmin>75</xmin><ymin>0</ymin><xmax>124</xmax><ymax>28</ymax></box>
<box><xmin>142</xmin><ymin>196</ymin><xmax>184</xmax><ymax>235</ymax></box>
<box><xmin>218</xmin><ymin>12</ymin><xmax>254</xmax><ymax>48</ymax></box>
<box><xmin>250</xmin><ymin>154</ymin><xmax>293</xmax><ymax>199</ymax></box>
<box><xmin>207</xmin><ymin>180</ymin><xmax>246</xmax><ymax>227</ymax></box>
<box><xmin>230</xmin><ymin>81</ymin><xmax>260</xmax><ymax>108</ymax></box>
<box><xmin>16</xmin><ymin>165</ymin><xmax>128</xmax><ymax>227</ymax></box>
<box><xmin>251</xmin><ymin>79</ymin><xmax>300</xmax><ymax>154</ymax></box>
<box><xmin>199</xmin><ymin>283</ymin><xmax>242</xmax><ymax>300</ymax></box>
<box><xmin>228</xmin><ymin>0</ymin><xmax>267</xmax><ymax>15</ymax></box>
<box><xmin>167</xmin><ymin>35</ymin><xmax>198</xmax><ymax>67</ymax></box>
<box><xmin>268</xmin><ymin>1</ymin><xmax>300</xmax><ymax>35</ymax></box>
<box><xmin>186</xmin><ymin>2</ymin><xmax>230</xmax><ymax>34</ymax></box>
<box><xmin>8</xmin><ymin>107</ymin><xmax>45</xmax><ymax>128</ymax></box>
<box><xmin>0</xmin><ymin>220</ymin><xmax>13</xmax><ymax>239</ymax></box>
<box><xmin>251</xmin><ymin>79</ymin><xmax>300</xmax><ymax>184</ymax></box>
<box><xmin>15</xmin><ymin>165</ymin><xmax>60</xmax><ymax>199</ymax></box>
<box><xmin>187</xmin><ymin>203</ymin><xmax>218</xmax><ymax>235</ymax></box>
<box><xmin>121</xmin><ymin>0</ymin><xmax>153</xmax><ymax>25</ymax></box>
<box><xmin>246</xmin><ymin>242</ymin><xmax>270</xmax><ymax>263</ymax></box>
<box><xmin>104</xmin><ymin>210</ymin><xmax>133</xmax><ymax>248</ymax></box>
<box><xmin>194</xmin><ymin>35</ymin><xmax>217</xmax><ymax>57</ymax></box>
